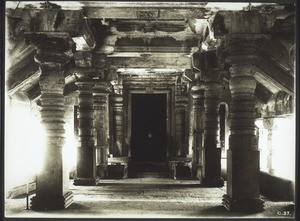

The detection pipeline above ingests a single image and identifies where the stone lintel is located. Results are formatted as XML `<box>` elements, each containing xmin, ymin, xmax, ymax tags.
<box><xmin>212</xmin><ymin>11</ymin><xmax>275</xmax><ymax>37</ymax></box>
<box><xmin>107</xmin><ymin>56</ymin><xmax>192</xmax><ymax>69</ymax></box>
<box><xmin>84</xmin><ymin>7</ymin><xmax>206</xmax><ymax>20</ymax></box>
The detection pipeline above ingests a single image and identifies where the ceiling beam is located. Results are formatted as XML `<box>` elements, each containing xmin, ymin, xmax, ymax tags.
<box><xmin>107</xmin><ymin>56</ymin><xmax>191</xmax><ymax>69</ymax></box>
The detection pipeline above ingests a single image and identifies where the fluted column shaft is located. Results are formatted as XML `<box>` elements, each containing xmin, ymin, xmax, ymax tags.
<box><xmin>201</xmin><ymin>82</ymin><xmax>224</xmax><ymax>187</ymax></box>
<box><xmin>74</xmin><ymin>70</ymin><xmax>99</xmax><ymax>185</ymax></box>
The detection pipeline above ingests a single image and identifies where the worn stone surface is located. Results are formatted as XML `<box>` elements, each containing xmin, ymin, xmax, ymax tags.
<box><xmin>5</xmin><ymin>179</ymin><xmax>295</xmax><ymax>218</ymax></box>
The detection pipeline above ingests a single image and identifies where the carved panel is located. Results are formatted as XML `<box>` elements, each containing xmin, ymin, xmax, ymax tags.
<box><xmin>136</xmin><ymin>10</ymin><xmax>159</xmax><ymax>20</ymax></box>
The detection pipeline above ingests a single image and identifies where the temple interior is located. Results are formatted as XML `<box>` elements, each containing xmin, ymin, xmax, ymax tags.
<box><xmin>4</xmin><ymin>1</ymin><xmax>297</xmax><ymax>219</ymax></box>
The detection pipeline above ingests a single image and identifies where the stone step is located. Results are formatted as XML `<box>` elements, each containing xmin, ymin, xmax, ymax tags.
<box><xmin>130</xmin><ymin>172</ymin><xmax>169</xmax><ymax>178</ymax></box>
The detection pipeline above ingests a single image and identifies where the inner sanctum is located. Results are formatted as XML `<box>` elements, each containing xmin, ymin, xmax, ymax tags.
<box><xmin>4</xmin><ymin>1</ymin><xmax>296</xmax><ymax>218</ymax></box>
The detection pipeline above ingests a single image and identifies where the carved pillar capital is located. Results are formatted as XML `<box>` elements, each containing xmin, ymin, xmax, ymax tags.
<box><xmin>224</xmin><ymin>34</ymin><xmax>269</xmax><ymax>67</ymax></box>
<box><xmin>39</xmin><ymin>63</ymin><xmax>65</xmax><ymax>94</ymax></box>
<box><xmin>74</xmin><ymin>68</ymin><xmax>98</xmax><ymax>81</ymax></box>
<box><xmin>190</xmin><ymin>84</ymin><xmax>205</xmax><ymax>99</ymax></box>
<box><xmin>263</xmin><ymin>117</ymin><xmax>274</xmax><ymax>130</ymax></box>
<box><xmin>25</xmin><ymin>32</ymin><xmax>75</xmax><ymax>65</ymax></box>
<box><xmin>94</xmin><ymin>80</ymin><xmax>111</xmax><ymax>94</ymax></box>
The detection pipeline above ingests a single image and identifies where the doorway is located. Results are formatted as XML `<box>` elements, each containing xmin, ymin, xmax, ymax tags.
<box><xmin>131</xmin><ymin>94</ymin><xmax>167</xmax><ymax>162</ymax></box>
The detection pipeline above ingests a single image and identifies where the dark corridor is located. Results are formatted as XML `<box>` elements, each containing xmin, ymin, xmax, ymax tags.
<box><xmin>131</xmin><ymin>94</ymin><xmax>167</xmax><ymax>162</ymax></box>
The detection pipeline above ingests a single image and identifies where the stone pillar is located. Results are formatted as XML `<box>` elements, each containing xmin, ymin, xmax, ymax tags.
<box><xmin>175</xmin><ymin>97</ymin><xmax>188</xmax><ymax>157</ymax></box>
<box><xmin>93</xmin><ymin>81</ymin><xmax>110</xmax><ymax>177</ymax></box>
<box><xmin>201</xmin><ymin>82</ymin><xmax>224</xmax><ymax>187</ymax></box>
<box><xmin>219</xmin><ymin>103</ymin><xmax>226</xmax><ymax>153</ymax></box>
<box><xmin>74</xmin><ymin>69</ymin><xmax>99</xmax><ymax>185</ymax></box>
<box><xmin>189</xmin><ymin>85</ymin><xmax>205</xmax><ymax>177</ymax></box>
<box><xmin>111</xmin><ymin>94</ymin><xmax>124</xmax><ymax>157</ymax></box>
<box><xmin>26</xmin><ymin>33</ymin><xmax>74</xmax><ymax>210</ymax></box>
<box><xmin>263</xmin><ymin>117</ymin><xmax>274</xmax><ymax>175</ymax></box>
<box><xmin>222</xmin><ymin>64</ymin><xmax>264</xmax><ymax>211</ymax></box>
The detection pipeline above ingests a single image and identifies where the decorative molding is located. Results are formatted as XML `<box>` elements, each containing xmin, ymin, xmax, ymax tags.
<box><xmin>136</xmin><ymin>10</ymin><xmax>159</xmax><ymax>20</ymax></box>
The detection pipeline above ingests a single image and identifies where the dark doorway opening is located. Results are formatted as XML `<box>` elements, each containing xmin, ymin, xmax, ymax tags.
<box><xmin>131</xmin><ymin>94</ymin><xmax>167</xmax><ymax>162</ymax></box>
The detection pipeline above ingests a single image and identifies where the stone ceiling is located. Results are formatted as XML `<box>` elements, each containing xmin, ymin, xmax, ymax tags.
<box><xmin>5</xmin><ymin>1</ymin><xmax>296</xmax><ymax>104</ymax></box>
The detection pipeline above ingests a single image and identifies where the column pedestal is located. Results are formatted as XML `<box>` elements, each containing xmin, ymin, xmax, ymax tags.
<box><xmin>31</xmin><ymin>192</ymin><xmax>73</xmax><ymax>211</ymax></box>
<box><xmin>223</xmin><ymin>148</ymin><xmax>263</xmax><ymax>212</ymax></box>
<box><xmin>201</xmin><ymin>148</ymin><xmax>224</xmax><ymax>187</ymax></box>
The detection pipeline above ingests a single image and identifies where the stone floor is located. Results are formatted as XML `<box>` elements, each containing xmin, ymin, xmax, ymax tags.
<box><xmin>5</xmin><ymin>178</ymin><xmax>295</xmax><ymax>219</ymax></box>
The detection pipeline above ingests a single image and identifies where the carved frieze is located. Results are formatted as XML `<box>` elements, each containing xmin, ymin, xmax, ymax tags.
<box><xmin>136</xmin><ymin>10</ymin><xmax>159</xmax><ymax>20</ymax></box>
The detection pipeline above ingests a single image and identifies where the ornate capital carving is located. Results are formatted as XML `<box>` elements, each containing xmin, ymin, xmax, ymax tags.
<box><xmin>74</xmin><ymin>68</ymin><xmax>98</xmax><ymax>80</ymax></box>
<box><xmin>25</xmin><ymin>32</ymin><xmax>75</xmax><ymax>64</ymax></box>
<box><xmin>229</xmin><ymin>64</ymin><xmax>256</xmax><ymax>77</ymax></box>
<box><xmin>190</xmin><ymin>85</ymin><xmax>205</xmax><ymax>99</ymax></box>
<box><xmin>263</xmin><ymin>118</ymin><xmax>274</xmax><ymax>130</ymax></box>
<box><xmin>94</xmin><ymin>81</ymin><xmax>111</xmax><ymax>93</ymax></box>
<box><xmin>39</xmin><ymin>63</ymin><xmax>64</xmax><ymax>93</ymax></box>
<box><xmin>224</xmin><ymin>37</ymin><xmax>261</xmax><ymax>66</ymax></box>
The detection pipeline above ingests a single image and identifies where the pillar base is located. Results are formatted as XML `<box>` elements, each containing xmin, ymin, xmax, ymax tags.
<box><xmin>222</xmin><ymin>194</ymin><xmax>264</xmax><ymax>212</ymax></box>
<box><xmin>192</xmin><ymin>164</ymin><xmax>202</xmax><ymax>179</ymax></box>
<box><xmin>200</xmin><ymin>177</ymin><xmax>224</xmax><ymax>187</ymax></box>
<box><xmin>73</xmin><ymin>177</ymin><xmax>100</xmax><ymax>186</ymax></box>
<box><xmin>31</xmin><ymin>191</ymin><xmax>73</xmax><ymax>211</ymax></box>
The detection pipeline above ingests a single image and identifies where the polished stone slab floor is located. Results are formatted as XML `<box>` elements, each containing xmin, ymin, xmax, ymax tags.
<box><xmin>4</xmin><ymin>178</ymin><xmax>295</xmax><ymax>219</ymax></box>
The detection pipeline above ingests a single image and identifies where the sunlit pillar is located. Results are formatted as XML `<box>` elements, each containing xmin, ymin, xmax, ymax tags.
<box><xmin>223</xmin><ymin>62</ymin><xmax>264</xmax><ymax>211</ymax></box>
<box><xmin>74</xmin><ymin>69</ymin><xmax>99</xmax><ymax>185</ymax></box>
<box><xmin>93</xmin><ymin>81</ymin><xmax>110</xmax><ymax>177</ymax></box>
<box><xmin>111</xmin><ymin>94</ymin><xmax>124</xmax><ymax>157</ymax></box>
<box><xmin>263</xmin><ymin>117</ymin><xmax>274</xmax><ymax>175</ymax></box>
<box><xmin>26</xmin><ymin>32</ymin><xmax>74</xmax><ymax>210</ymax></box>
<box><xmin>201</xmin><ymin>82</ymin><xmax>224</xmax><ymax>187</ymax></box>
<box><xmin>189</xmin><ymin>84</ymin><xmax>205</xmax><ymax>177</ymax></box>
